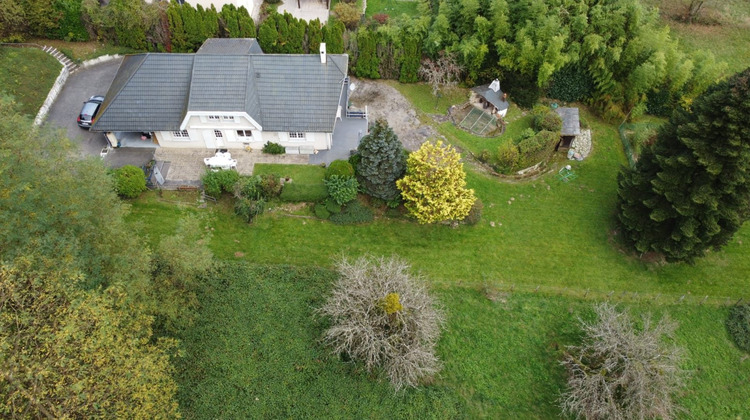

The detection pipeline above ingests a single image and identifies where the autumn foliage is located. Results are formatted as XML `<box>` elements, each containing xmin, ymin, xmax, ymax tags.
<box><xmin>397</xmin><ymin>140</ymin><xmax>476</xmax><ymax>224</ymax></box>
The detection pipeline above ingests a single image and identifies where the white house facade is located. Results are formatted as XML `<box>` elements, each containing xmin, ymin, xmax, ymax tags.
<box><xmin>92</xmin><ymin>38</ymin><xmax>361</xmax><ymax>156</ymax></box>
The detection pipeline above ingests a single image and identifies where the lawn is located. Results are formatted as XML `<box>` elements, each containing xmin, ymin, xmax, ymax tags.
<box><xmin>641</xmin><ymin>0</ymin><xmax>750</xmax><ymax>74</ymax></box>
<box><xmin>0</xmin><ymin>47</ymin><xmax>61</xmax><ymax>116</ymax></box>
<box><xmin>365</xmin><ymin>0</ymin><xmax>419</xmax><ymax>18</ymax></box>
<box><xmin>175</xmin><ymin>262</ymin><xmax>750</xmax><ymax>418</ymax></box>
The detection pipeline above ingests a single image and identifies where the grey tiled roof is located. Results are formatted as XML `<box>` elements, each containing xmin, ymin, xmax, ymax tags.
<box><xmin>555</xmin><ymin>107</ymin><xmax>581</xmax><ymax>136</ymax></box>
<box><xmin>92</xmin><ymin>54</ymin><xmax>194</xmax><ymax>131</ymax></box>
<box><xmin>254</xmin><ymin>54</ymin><xmax>348</xmax><ymax>132</ymax></box>
<box><xmin>92</xmin><ymin>39</ymin><xmax>348</xmax><ymax>134</ymax></box>
<box><xmin>197</xmin><ymin>38</ymin><xmax>264</xmax><ymax>55</ymax></box>
<box><xmin>188</xmin><ymin>55</ymin><xmax>251</xmax><ymax>112</ymax></box>
<box><xmin>472</xmin><ymin>84</ymin><xmax>510</xmax><ymax>112</ymax></box>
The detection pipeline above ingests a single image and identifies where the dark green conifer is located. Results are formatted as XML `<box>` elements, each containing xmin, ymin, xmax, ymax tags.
<box><xmin>357</xmin><ymin>120</ymin><xmax>406</xmax><ymax>201</ymax></box>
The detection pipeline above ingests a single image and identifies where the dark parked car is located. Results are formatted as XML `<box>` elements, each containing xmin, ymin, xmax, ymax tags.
<box><xmin>77</xmin><ymin>95</ymin><xmax>104</xmax><ymax>129</ymax></box>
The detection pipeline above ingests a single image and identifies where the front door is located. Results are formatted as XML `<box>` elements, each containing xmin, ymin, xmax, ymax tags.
<box><xmin>203</xmin><ymin>130</ymin><xmax>215</xmax><ymax>149</ymax></box>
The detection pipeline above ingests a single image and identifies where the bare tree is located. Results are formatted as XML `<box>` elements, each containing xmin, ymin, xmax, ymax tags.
<box><xmin>683</xmin><ymin>0</ymin><xmax>706</xmax><ymax>23</ymax></box>
<box><xmin>419</xmin><ymin>52</ymin><xmax>463</xmax><ymax>109</ymax></box>
<box><xmin>318</xmin><ymin>255</ymin><xmax>445</xmax><ymax>391</ymax></box>
<box><xmin>560</xmin><ymin>304</ymin><xmax>687</xmax><ymax>420</ymax></box>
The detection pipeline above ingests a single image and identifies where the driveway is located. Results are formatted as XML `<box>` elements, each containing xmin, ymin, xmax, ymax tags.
<box><xmin>45</xmin><ymin>57</ymin><xmax>155</xmax><ymax>168</ymax></box>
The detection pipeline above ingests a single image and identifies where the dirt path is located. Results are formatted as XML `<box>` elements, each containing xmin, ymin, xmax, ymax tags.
<box><xmin>348</xmin><ymin>78</ymin><xmax>439</xmax><ymax>151</ymax></box>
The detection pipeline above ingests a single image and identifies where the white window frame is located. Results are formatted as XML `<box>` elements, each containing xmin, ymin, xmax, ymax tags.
<box><xmin>288</xmin><ymin>131</ymin><xmax>306</xmax><ymax>141</ymax></box>
<box><xmin>208</xmin><ymin>115</ymin><xmax>220</xmax><ymax>121</ymax></box>
<box><xmin>236</xmin><ymin>130</ymin><xmax>253</xmax><ymax>138</ymax></box>
<box><xmin>221</xmin><ymin>115</ymin><xmax>235</xmax><ymax>122</ymax></box>
<box><xmin>172</xmin><ymin>130</ymin><xmax>190</xmax><ymax>140</ymax></box>
<box><xmin>214</xmin><ymin>130</ymin><xmax>223</xmax><ymax>138</ymax></box>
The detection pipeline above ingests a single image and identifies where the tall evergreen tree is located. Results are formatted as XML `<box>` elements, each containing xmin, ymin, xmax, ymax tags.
<box><xmin>257</xmin><ymin>15</ymin><xmax>278</xmax><ymax>52</ymax></box>
<box><xmin>356</xmin><ymin>119</ymin><xmax>406</xmax><ymax>201</ymax></box>
<box><xmin>355</xmin><ymin>29</ymin><xmax>380</xmax><ymax>79</ymax></box>
<box><xmin>399</xmin><ymin>33</ymin><xmax>420</xmax><ymax>83</ymax></box>
<box><xmin>616</xmin><ymin>68</ymin><xmax>750</xmax><ymax>261</ymax></box>
<box><xmin>323</xmin><ymin>19</ymin><xmax>345</xmax><ymax>54</ymax></box>
<box><xmin>237</xmin><ymin>6</ymin><xmax>255</xmax><ymax>37</ymax></box>
<box><xmin>306</xmin><ymin>18</ymin><xmax>323</xmax><ymax>54</ymax></box>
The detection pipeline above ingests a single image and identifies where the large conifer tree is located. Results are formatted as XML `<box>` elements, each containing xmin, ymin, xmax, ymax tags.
<box><xmin>616</xmin><ymin>68</ymin><xmax>750</xmax><ymax>261</ymax></box>
<box><xmin>357</xmin><ymin>119</ymin><xmax>406</xmax><ymax>201</ymax></box>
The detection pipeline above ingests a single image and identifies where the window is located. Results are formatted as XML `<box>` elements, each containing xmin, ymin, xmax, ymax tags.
<box><xmin>214</xmin><ymin>130</ymin><xmax>223</xmax><ymax>138</ymax></box>
<box><xmin>172</xmin><ymin>130</ymin><xmax>190</xmax><ymax>139</ymax></box>
<box><xmin>208</xmin><ymin>115</ymin><xmax>220</xmax><ymax>121</ymax></box>
<box><xmin>236</xmin><ymin>130</ymin><xmax>252</xmax><ymax>137</ymax></box>
<box><xmin>289</xmin><ymin>132</ymin><xmax>305</xmax><ymax>140</ymax></box>
<box><xmin>221</xmin><ymin>115</ymin><xmax>235</xmax><ymax>122</ymax></box>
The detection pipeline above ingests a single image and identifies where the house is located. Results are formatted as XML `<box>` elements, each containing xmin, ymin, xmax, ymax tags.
<box><xmin>471</xmin><ymin>79</ymin><xmax>510</xmax><ymax>118</ymax></box>
<box><xmin>92</xmin><ymin>38</ymin><xmax>367</xmax><ymax>156</ymax></box>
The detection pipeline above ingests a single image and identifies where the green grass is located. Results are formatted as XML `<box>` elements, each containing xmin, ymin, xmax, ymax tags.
<box><xmin>0</xmin><ymin>47</ymin><xmax>61</xmax><ymax>116</ymax></box>
<box><xmin>390</xmin><ymin>82</ymin><xmax>469</xmax><ymax>114</ymax></box>
<box><xmin>175</xmin><ymin>262</ymin><xmax>750</xmax><ymax>418</ymax></box>
<box><xmin>365</xmin><ymin>0</ymin><xmax>419</xmax><ymax>18</ymax></box>
<box><xmin>253</xmin><ymin>163</ymin><xmax>325</xmax><ymax>183</ymax></box>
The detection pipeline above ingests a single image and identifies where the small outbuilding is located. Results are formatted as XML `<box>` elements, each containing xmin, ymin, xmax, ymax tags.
<box><xmin>555</xmin><ymin>107</ymin><xmax>580</xmax><ymax>150</ymax></box>
<box><xmin>471</xmin><ymin>79</ymin><xmax>510</xmax><ymax>118</ymax></box>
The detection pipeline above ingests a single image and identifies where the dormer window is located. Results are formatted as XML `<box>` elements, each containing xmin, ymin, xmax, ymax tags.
<box><xmin>221</xmin><ymin>116</ymin><xmax>235</xmax><ymax>122</ymax></box>
<box><xmin>289</xmin><ymin>132</ymin><xmax>305</xmax><ymax>140</ymax></box>
<box><xmin>208</xmin><ymin>115</ymin><xmax>220</xmax><ymax>121</ymax></box>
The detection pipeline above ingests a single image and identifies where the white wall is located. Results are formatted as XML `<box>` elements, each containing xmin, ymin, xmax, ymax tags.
<box><xmin>156</xmin><ymin>129</ymin><xmax>331</xmax><ymax>153</ymax></box>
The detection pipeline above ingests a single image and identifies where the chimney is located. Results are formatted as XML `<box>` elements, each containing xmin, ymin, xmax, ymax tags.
<box><xmin>320</xmin><ymin>43</ymin><xmax>327</xmax><ymax>64</ymax></box>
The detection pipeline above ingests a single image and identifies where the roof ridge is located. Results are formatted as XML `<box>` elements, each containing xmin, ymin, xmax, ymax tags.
<box><xmin>93</xmin><ymin>54</ymin><xmax>149</xmax><ymax>128</ymax></box>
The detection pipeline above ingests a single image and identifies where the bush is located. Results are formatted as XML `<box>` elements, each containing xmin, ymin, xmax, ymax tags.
<box><xmin>258</xmin><ymin>173</ymin><xmax>283</xmax><ymax>198</ymax></box>
<box><xmin>280</xmin><ymin>183</ymin><xmax>329</xmax><ymax>202</ymax></box>
<box><xmin>318</xmin><ymin>255</ymin><xmax>445</xmax><ymax>390</ymax></box>
<box><xmin>325</xmin><ymin>175</ymin><xmax>359</xmax><ymax>205</ymax></box>
<box><xmin>233</xmin><ymin>175</ymin><xmax>261</xmax><ymax>199</ymax></box>
<box><xmin>496</xmin><ymin>142</ymin><xmax>519</xmax><ymax>173</ymax></box>
<box><xmin>477</xmin><ymin>149</ymin><xmax>492</xmax><ymax>163</ymax></box>
<box><xmin>329</xmin><ymin>200</ymin><xmax>374</xmax><ymax>225</ymax></box>
<box><xmin>536</xmin><ymin>111</ymin><xmax>563</xmax><ymax>132</ymax></box>
<box><xmin>325</xmin><ymin>198</ymin><xmax>342</xmax><ymax>214</ymax></box>
<box><xmin>332</xmin><ymin>3</ymin><xmax>360</xmax><ymax>30</ymax></box>
<box><xmin>726</xmin><ymin>304</ymin><xmax>750</xmax><ymax>353</ymax></box>
<box><xmin>262</xmin><ymin>141</ymin><xmax>286</xmax><ymax>154</ymax></box>
<box><xmin>202</xmin><ymin>169</ymin><xmax>240</xmax><ymax>197</ymax></box>
<box><xmin>561</xmin><ymin>304</ymin><xmax>686</xmax><ymax>420</ymax></box>
<box><xmin>314</xmin><ymin>202</ymin><xmax>331</xmax><ymax>219</ymax></box>
<box><xmin>348</xmin><ymin>153</ymin><xmax>362</xmax><ymax>175</ymax></box>
<box><xmin>518</xmin><ymin>130</ymin><xmax>558</xmax><ymax>167</ymax></box>
<box><xmin>113</xmin><ymin>165</ymin><xmax>147</xmax><ymax>198</ymax></box>
<box><xmin>234</xmin><ymin>197</ymin><xmax>266</xmax><ymax>223</ymax></box>
<box><xmin>463</xmin><ymin>198</ymin><xmax>483</xmax><ymax>225</ymax></box>
<box><xmin>326</xmin><ymin>160</ymin><xmax>355</xmax><ymax>180</ymax></box>
<box><xmin>372</xmin><ymin>13</ymin><xmax>389</xmax><ymax>25</ymax></box>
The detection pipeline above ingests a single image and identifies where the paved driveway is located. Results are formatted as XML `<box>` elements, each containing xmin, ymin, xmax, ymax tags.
<box><xmin>45</xmin><ymin>58</ymin><xmax>154</xmax><ymax>168</ymax></box>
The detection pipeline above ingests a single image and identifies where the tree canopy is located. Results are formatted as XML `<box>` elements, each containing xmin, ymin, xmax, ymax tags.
<box><xmin>616</xmin><ymin>67</ymin><xmax>750</xmax><ymax>261</ymax></box>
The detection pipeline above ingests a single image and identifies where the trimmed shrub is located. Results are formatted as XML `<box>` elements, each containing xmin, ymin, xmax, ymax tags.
<box><xmin>280</xmin><ymin>183</ymin><xmax>329</xmax><ymax>202</ymax></box>
<box><xmin>329</xmin><ymin>200</ymin><xmax>374</xmax><ymax>225</ymax></box>
<box><xmin>325</xmin><ymin>160</ymin><xmax>355</xmax><ymax>180</ymax></box>
<box><xmin>537</xmin><ymin>111</ymin><xmax>563</xmax><ymax>132</ymax></box>
<box><xmin>113</xmin><ymin>165</ymin><xmax>147</xmax><ymax>198</ymax></box>
<box><xmin>496</xmin><ymin>142</ymin><xmax>519</xmax><ymax>173</ymax></box>
<box><xmin>561</xmin><ymin>304</ymin><xmax>686</xmax><ymax>420</ymax></box>
<box><xmin>234</xmin><ymin>197</ymin><xmax>266</xmax><ymax>223</ymax></box>
<box><xmin>318</xmin><ymin>255</ymin><xmax>445</xmax><ymax>390</ymax></box>
<box><xmin>332</xmin><ymin>3</ymin><xmax>360</xmax><ymax>30</ymax></box>
<box><xmin>325</xmin><ymin>198</ymin><xmax>342</xmax><ymax>214</ymax></box>
<box><xmin>463</xmin><ymin>198</ymin><xmax>483</xmax><ymax>225</ymax></box>
<box><xmin>314</xmin><ymin>202</ymin><xmax>331</xmax><ymax>219</ymax></box>
<box><xmin>726</xmin><ymin>304</ymin><xmax>750</xmax><ymax>353</ymax></box>
<box><xmin>202</xmin><ymin>169</ymin><xmax>240</xmax><ymax>197</ymax></box>
<box><xmin>477</xmin><ymin>149</ymin><xmax>491</xmax><ymax>163</ymax></box>
<box><xmin>325</xmin><ymin>175</ymin><xmax>359</xmax><ymax>205</ymax></box>
<box><xmin>262</xmin><ymin>141</ymin><xmax>286</xmax><ymax>154</ymax></box>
